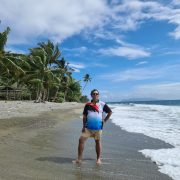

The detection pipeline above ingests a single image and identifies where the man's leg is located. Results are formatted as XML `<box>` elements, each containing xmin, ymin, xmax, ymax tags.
<box><xmin>75</xmin><ymin>136</ymin><xmax>87</xmax><ymax>163</ymax></box>
<box><xmin>95</xmin><ymin>139</ymin><xmax>102</xmax><ymax>164</ymax></box>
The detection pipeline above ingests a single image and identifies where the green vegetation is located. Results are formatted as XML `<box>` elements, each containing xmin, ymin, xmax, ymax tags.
<box><xmin>0</xmin><ymin>26</ymin><xmax>89</xmax><ymax>103</ymax></box>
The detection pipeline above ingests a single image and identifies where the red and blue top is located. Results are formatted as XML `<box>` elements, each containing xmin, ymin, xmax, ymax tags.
<box><xmin>83</xmin><ymin>100</ymin><xmax>112</xmax><ymax>130</ymax></box>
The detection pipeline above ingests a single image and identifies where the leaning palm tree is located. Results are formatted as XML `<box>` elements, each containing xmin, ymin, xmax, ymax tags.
<box><xmin>83</xmin><ymin>74</ymin><xmax>91</xmax><ymax>90</ymax></box>
<box><xmin>26</xmin><ymin>48</ymin><xmax>49</xmax><ymax>102</ymax></box>
<box><xmin>37</xmin><ymin>40</ymin><xmax>63</xmax><ymax>101</ymax></box>
<box><xmin>26</xmin><ymin>45</ymin><xmax>63</xmax><ymax>102</ymax></box>
<box><xmin>38</xmin><ymin>40</ymin><xmax>61</xmax><ymax>66</ymax></box>
<box><xmin>0</xmin><ymin>26</ymin><xmax>25</xmax><ymax>99</ymax></box>
<box><xmin>0</xmin><ymin>26</ymin><xmax>11</xmax><ymax>75</ymax></box>
<box><xmin>0</xmin><ymin>26</ymin><xmax>10</xmax><ymax>52</ymax></box>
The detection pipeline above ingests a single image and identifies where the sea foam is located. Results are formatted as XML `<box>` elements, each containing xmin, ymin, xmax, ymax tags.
<box><xmin>110</xmin><ymin>103</ymin><xmax>180</xmax><ymax>180</ymax></box>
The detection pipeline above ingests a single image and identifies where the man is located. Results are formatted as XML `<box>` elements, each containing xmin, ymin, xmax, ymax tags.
<box><xmin>75</xmin><ymin>89</ymin><xmax>112</xmax><ymax>165</ymax></box>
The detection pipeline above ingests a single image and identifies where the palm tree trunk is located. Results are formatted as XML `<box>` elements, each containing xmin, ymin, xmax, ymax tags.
<box><xmin>6</xmin><ymin>88</ymin><xmax>8</xmax><ymax>100</ymax></box>
<box><xmin>46</xmin><ymin>87</ymin><xmax>50</xmax><ymax>101</ymax></box>
<box><xmin>83</xmin><ymin>82</ymin><xmax>87</xmax><ymax>91</ymax></box>
<box><xmin>36</xmin><ymin>91</ymin><xmax>42</xmax><ymax>103</ymax></box>
<box><xmin>53</xmin><ymin>88</ymin><xmax>59</xmax><ymax>102</ymax></box>
<box><xmin>42</xmin><ymin>89</ymin><xmax>47</xmax><ymax>102</ymax></box>
<box><xmin>35</xmin><ymin>85</ymin><xmax>42</xmax><ymax>103</ymax></box>
<box><xmin>35</xmin><ymin>85</ymin><xmax>39</xmax><ymax>102</ymax></box>
<box><xmin>64</xmin><ymin>89</ymin><xmax>67</xmax><ymax>102</ymax></box>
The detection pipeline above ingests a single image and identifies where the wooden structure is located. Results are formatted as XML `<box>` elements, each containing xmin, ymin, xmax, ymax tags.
<box><xmin>0</xmin><ymin>86</ymin><xmax>22</xmax><ymax>100</ymax></box>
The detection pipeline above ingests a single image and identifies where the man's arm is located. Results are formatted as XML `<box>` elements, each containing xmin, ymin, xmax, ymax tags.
<box><xmin>82</xmin><ymin>115</ymin><xmax>87</xmax><ymax>132</ymax></box>
<box><xmin>104</xmin><ymin>111</ymin><xmax>112</xmax><ymax>122</ymax></box>
<box><xmin>82</xmin><ymin>104</ymin><xmax>88</xmax><ymax>132</ymax></box>
<box><xmin>103</xmin><ymin>103</ymin><xmax>112</xmax><ymax>122</ymax></box>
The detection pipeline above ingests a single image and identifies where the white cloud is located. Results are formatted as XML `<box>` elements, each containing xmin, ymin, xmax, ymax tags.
<box><xmin>171</xmin><ymin>0</ymin><xmax>180</xmax><ymax>6</ymax></box>
<box><xmin>136</xmin><ymin>61</ymin><xmax>148</xmax><ymax>65</ymax></box>
<box><xmin>97</xmin><ymin>36</ymin><xmax>150</xmax><ymax>60</ymax></box>
<box><xmin>63</xmin><ymin>46</ymin><xmax>87</xmax><ymax>53</ymax></box>
<box><xmin>62</xmin><ymin>46</ymin><xmax>88</xmax><ymax>57</ymax></box>
<box><xmin>99</xmin><ymin>67</ymin><xmax>161</xmax><ymax>81</ymax></box>
<box><xmin>99</xmin><ymin>63</ymin><xmax>180</xmax><ymax>82</ymax></box>
<box><xmin>5</xmin><ymin>47</ymin><xmax>26</xmax><ymax>54</ymax></box>
<box><xmin>162</xmin><ymin>49</ymin><xmax>180</xmax><ymax>55</ymax></box>
<box><xmin>90</xmin><ymin>63</ymin><xmax>108</xmax><ymax>67</ymax></box>
<box><xmin>0</xmin><ymin>0</ymin><xmax>109</xmax><ymax>44</ymax></box>
<box><xmin>1</xmin><ymin>0</ymin><xmax>180</xmax><ymax>47</ymax></box>
<box><xmin>131</xmin><ymin>82</ymin><xmax>180</xmax><ymax>100</ymax></box>
<box><xmin>95</xmin><ymin>0</ymin><xmax>180</xmax><ymax>40</ymax></box>
<box><xmin>99</xmin><ymin>46</ymin><xmax>150</xmax><ymax>59</ymax></box>
<box><xmin>169</xmin><ymin>26</ymin><xmax>180</xmax><ymax>40</ymax></box>
<box><xmin>102</xmin><ymin>82</ymin><xmax>180</xmax><ymax>101</ymax></box>
<box><xmin>68</xmin><ymin>62</ymin><xmax>85</xmax><ymax>73</ymax></box>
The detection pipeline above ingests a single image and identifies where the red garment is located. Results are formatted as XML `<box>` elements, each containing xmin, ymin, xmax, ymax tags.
<box><xmin>86</xmin><ymin>102</ymin><xmax>99</xmax><ymax>113</ymax></box>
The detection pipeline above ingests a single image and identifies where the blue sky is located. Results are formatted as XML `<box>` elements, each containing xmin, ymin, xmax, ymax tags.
<box><xmin>1</xmin><ymin>0</ymin><xmax>180</xmax><ymax>101</ymax></box>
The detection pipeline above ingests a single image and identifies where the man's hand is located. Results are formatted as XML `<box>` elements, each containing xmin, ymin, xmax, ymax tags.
<box><xmin>102</xmin><ymin>120</ymin><xmax>105</xmax><ymax>129</ymax></box>
<box><xmin>104</xmin><ymin>112</ymin><xmax>112</xmax><ymax>122</ymax></box>
<box><xmin>82</xmin><ymin>127</ymin><xmax>85</xmax><ymax>132</ymax></box>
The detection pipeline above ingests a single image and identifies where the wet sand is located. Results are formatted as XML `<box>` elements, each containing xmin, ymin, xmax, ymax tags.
<box><xmin>0</xmin><ymin>104</ymin><xmax>173</xmax><ymax>180</ymax></box>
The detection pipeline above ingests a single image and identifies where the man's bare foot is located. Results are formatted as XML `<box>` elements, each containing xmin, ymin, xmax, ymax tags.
<box><xmin>72</xmin><ymin>159</ymin><xmax>82</xmax><ymax>164</ymax></box>
<box><xmin>96</xmin><ymin>159</ymin><xmax>102</xmax><ymax>165</ymax></box>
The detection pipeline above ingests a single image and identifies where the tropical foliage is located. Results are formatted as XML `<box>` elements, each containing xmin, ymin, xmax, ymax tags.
<box><xmin>0</xmin><ymin>26</ymin><xmax>89</xmax><ymax>102</ymax></box>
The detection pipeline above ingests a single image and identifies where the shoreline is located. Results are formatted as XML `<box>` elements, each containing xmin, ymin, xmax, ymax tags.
<box><xmin>0</xmin><ymin>104</ymin><xmax>173</xmax><ymax>180</ymax></box>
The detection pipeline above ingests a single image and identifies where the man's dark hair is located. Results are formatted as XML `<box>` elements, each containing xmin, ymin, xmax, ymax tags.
<box><xmin>91</xmin><ymin>89</ymin><xmax>99</xmax><ymax>95</ymax></box>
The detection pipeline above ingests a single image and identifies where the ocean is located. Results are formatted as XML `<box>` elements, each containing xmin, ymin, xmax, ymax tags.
<box><xmin>108</xmin><ymin>100</ymin><xmax>180</xmax><ymax>180</ymax></box>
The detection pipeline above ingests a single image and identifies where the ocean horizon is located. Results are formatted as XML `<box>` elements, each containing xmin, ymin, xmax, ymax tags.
<box><xmin>108</xmin><ymin>99</ymin><xmax>180</xmax><ymax>106</ymax></box>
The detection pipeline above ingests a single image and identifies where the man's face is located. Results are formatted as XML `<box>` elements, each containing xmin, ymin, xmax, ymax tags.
<box><xmin>91</xmin><ymin>91</ymin><xmax>99</xmax><ymax>101</ymax></box>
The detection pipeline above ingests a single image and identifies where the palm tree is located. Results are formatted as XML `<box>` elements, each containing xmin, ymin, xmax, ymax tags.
<box><xmin>25</xmin><ymin>43</ymin><xmax>64</xmax><ymax>102</ymax></box>
<box><xmin>38</xmin><ymin>40</ymin><xmax>61</xmax><ymax>66</ymax></box>
<box><xmin>0</xmin><ymin>26</ymin><xmax>25</xmax><ymax>99</ymax></box>
<box><xmin>83</xmin><ymin>74</ymin><xmax>91</xmax><ymax>90</ymax></box>
<box><xmin>54</xmin><ymin>57</ymin><xmax>74</xmax><ymax>101</ymax></box>
<box><xmin>37</xmin><ymin>40</ymin><xmax>62</xmax><ymax>101</ymax></box>
<box><xmin>0</xmin><ymin>26</ymin><xmax>10</xmax><ymax>52</ymax></box>
<box><xmin>66</xmin><ymin>78</ymin><xmax>81</xmax><ymax>102</ymax></box>
<box><xmin>0</xmin><ymin>25</ymin><xmax>83</xmax><ymax>102</ymax></box>
<box><xmin>0</xmin><ymin>27</ymin><xmax>25</xmax><ymax>80</ymax></box>
<box><xmin>25</xmin><ymin>48</ymin><xmax>51</xmax><ymax>102</ymax></box>
<box><xmin>0</xmin><ymin>26</ymin><xmax>11</xmax><ymax>76</ymax></box>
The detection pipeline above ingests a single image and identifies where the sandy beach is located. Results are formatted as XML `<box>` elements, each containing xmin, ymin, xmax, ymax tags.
<box><xmin>0</xmin><ymin>101</ymin><xmax>173</xmax><ymax>180</ymax></box>
<box><xmin>0</xmin><ymin>101</ymin><xmax>83</xmax><ymax>120</ymax></box>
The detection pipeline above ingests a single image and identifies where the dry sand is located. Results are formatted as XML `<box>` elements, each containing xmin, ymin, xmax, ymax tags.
<box><xmin>0</xmin><ymin>100</ymin><xmax>83</xmax><ymax>120</ymax></box>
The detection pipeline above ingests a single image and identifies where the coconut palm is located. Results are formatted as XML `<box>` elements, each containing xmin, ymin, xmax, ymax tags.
<box><xmin>0</xmin><ymin>24</ymin><xmax>83</xmax><ymax>102</ymax></box>
<box><xmin>83</xmin><ymin>74</ymin><xmax>91</xmax><ymax>90</ymax></box>
<box><xmin>37</xmin><ymin>41</ymin><xmax>62</xmax><ymax>101</ymax></box>
<box><xmin>0</xmin><ymin>27</ymin><xmax>25</xmax><ymax>99</ymax></box>
<box><xmin>53</xmin><ymin>57</ymin><xmax>75</xmax><ymax>100</ymax></box>
<box><xmin>25</xmin><ymin>48</ymin><xmax>51</xmax><ymax>102</ymax></box>
<box><xmin>66</xmin><ymin>77</ymin><xmax>81</xmax><ymax>102</ymax></box>
<box><xmin>0</xmin><ymin>26</ymin><xmax>10</xmax><ymax>52</ymax></box>
<box><xmin>38</xmin><ymin>40</ymin><xmax>61</xmax><ymax>65</ymax></box>
<box><xmin>25</xmin><ymin>44</ymin><xmax>64</xmax><ymax>102</ymax></box>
